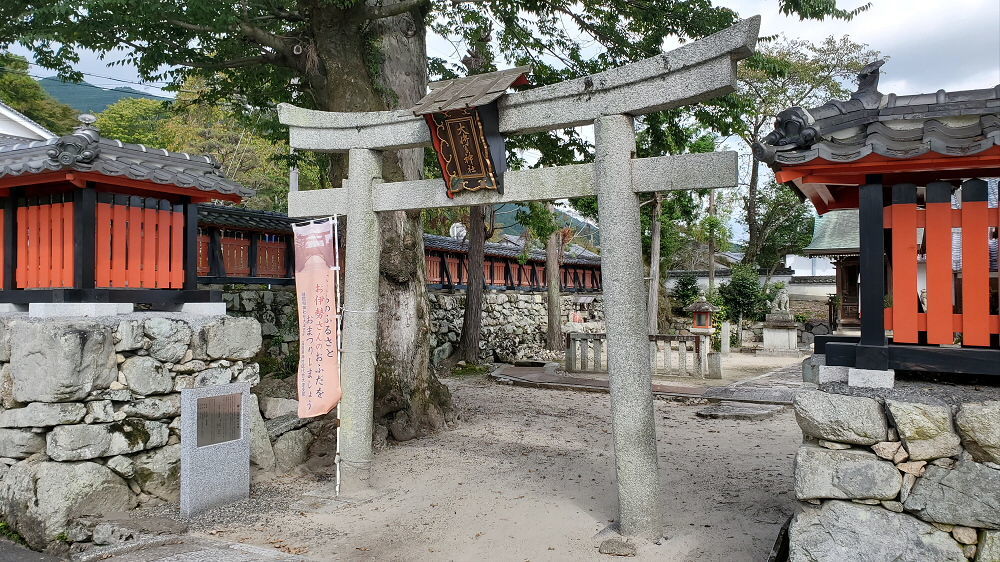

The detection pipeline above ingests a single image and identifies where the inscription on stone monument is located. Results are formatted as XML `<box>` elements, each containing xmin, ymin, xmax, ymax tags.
<box><xmin>196</xmin><ymin>393</ymin><xmax>241</xmax><ymax>447</ymax></box>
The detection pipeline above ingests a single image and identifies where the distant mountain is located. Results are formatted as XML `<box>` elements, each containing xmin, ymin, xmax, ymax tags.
<box><xmin>38</xmin><ymin>77</ymin><xmax>171</xmax><ymax>113</ymax></box>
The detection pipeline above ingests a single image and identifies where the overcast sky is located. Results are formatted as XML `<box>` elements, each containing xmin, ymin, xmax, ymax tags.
<box><xmin>15</xmin><ymin>0</ymin><xmax>1000</xmax><ymax>99</ymax></box>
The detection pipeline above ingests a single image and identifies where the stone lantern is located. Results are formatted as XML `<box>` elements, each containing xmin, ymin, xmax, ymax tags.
<box><xmin>684</xmin><ymin>295</ymin><xmax>720</xmax><ymax>335</ymax></box>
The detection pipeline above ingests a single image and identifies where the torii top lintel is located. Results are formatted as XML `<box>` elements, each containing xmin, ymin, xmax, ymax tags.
<box><xmin>277</xmin><ymin>16</ymin><xmax>760</xmax><ymax>154</ymax></box>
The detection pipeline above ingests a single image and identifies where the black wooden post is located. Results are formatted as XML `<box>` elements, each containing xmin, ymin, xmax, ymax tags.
<box><xmin>249</xmin><ymin>232</ymin><xmax>260</xmax><ymax>277</ymax></box>
<box><xmin>285</xmin><ymin>235</ymin><xmax>295</xmax><ymax>278</ymax></box>
<box><xmin>856</xmin><ymin>176</ymin><xmax>888</xmax><ymax>370</ymax></box>
<box><xmin>182</xmin><ymin>199</ymin><xmax>198</xmax><ymax>290</ymax></box>
<box><xmin>74</xmin><ymin>187</ymin><xmax>97</xmax><ymax>289</ymax></box>
<box><xmin>3</xmin><ymin>190</ymin><xmax>18</xmax><ymax>290</ymax></box>
<box><xmin>209</xmin><ymin>228</ymin><xmax>226</xmax><ymax>277</ymax></box>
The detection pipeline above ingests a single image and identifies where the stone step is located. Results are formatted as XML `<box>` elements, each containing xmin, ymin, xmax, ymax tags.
<box><xmin>695</xmin><ymin>401</ymin><xmax>787</xmax><ymax>420</ymax></box>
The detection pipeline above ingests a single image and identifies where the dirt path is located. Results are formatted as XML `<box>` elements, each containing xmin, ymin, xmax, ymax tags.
<box><xmin>175</xmin><ymin>375</ymin><xmax>802</xmax><ymax>561</ymax></box>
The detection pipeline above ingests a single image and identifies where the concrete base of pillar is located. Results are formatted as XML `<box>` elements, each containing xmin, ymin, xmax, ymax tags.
<box><xmin>818</xmin><ymin>365</ymin><xmax>849</xmax><ymax>384</ymax></box>
<box><xmin>28</xmin><ymin>302</ymin><xmax>134</xmax><ymax>318</ymax></box>
<box><xmin>706</xmin><ymin>352</ymin><xmax>723</xmax><ymax>379</ymax></box>
<box><xmin>802</xmin><ymin>354</ymin><xmax>826</xmax><ymax>384</ymax></box>
<box><xmin>848</xmin><ymin>368</ymin><xmax>895</xmax><ymax>389</ymax></box>
<box><xmin>0</xmin><ymin>303</ymin><xmax>27</xmax><ymax>313</ymax></box>
<box><xmin>176</xmin><ymin>302</ymin><xmax>227</xmax><ymax>316</ymax></box>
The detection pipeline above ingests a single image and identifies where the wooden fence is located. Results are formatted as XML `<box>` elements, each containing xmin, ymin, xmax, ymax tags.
<box><xmin>15</xmin><ymin>195</ymin><xmax>75</xmax><ymax>289</ymax></box>
<box><xmin>94</xmin><ymin>194</ymin><xmax>185</xmax><ymax>289</ymax></box>
<box><xmin>565</xmin><ymin>332</ymin><xmax>708</xmax><ymax>376</ymax></box>
<box><xmin>882</xmin><ymin>179</ymin><xmax>995</xmax><ymax>347</ymax></box>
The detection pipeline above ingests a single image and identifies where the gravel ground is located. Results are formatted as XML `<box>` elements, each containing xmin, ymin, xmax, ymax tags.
<box><xmin>135</xmin><ymin>374</ymin><xmax>803</xmax><ymax>561</ymax></box>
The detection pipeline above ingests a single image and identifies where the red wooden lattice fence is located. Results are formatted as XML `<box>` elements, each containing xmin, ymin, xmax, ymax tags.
<box><xmin>95</xmin><ymin>194</ymin><xmax>184</xmax><ymax>289</ymax></box>
<box><xmin>16</xmin><ymin>196</ymin><xmax>75</xmax><ymax>288</ymax></box>
<box><xmin>257</xmin><ymin>236</ymin><xmax>288</xmax><ymax>277</ymax></box>
<box><xmin>883</xmin><ymin>179</ymin><xmax>995</xmax><ymax>347</ymax></box>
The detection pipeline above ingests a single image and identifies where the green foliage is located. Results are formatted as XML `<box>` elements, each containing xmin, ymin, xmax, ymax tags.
<box><xmin>516</xmin><ymin>201</ymin><xmax>560</xmax><ymax>242</ymax></box>
<box><xmin>449</xmin><ymin>363</ymin><xmax>491</xmax><ymax>377</ymax></box>
<box><xmin>0</xmin><ymin>52</ymin><xmax>78</xmax><ymax>134</ymax></box>
<box><xmin>670</xmin><ymin>273</ymin><xmax>701</xmax><ymax>315</ymax></box>
<box><xmin>718</xmin><ymin>264</ymin><xmax>769</xmax><ymax>322</ymax></box>
<box><xmin>0</xmin><ymin>521</ymin><xmax>26</xmax><ymax>545</ymax></box>
<box><xmin>96</xmin><ymin>98</ymin><xmax>173</xmax><ymax>146</ymax></box>
<box><xmin>752</xmin><ymin>180</ymin><xmax>816</xmax><ymax>272</ymax></box>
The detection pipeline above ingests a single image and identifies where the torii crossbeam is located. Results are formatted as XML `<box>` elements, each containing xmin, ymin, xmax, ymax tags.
<box><xmin>280</xmin><ymin>16</ymin><xmax>760</xmax><ymax>538</ymax></box>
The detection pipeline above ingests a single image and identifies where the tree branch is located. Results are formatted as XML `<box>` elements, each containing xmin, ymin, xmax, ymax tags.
<box><xmin>185</xmin><ymin>55</ymin><xmax>276</xmax><ymax>70</ymax></box>
<box><xmin>365</xmin><ymin>0</ymin><xmax>429</xmax><ymax>20</ymax></box>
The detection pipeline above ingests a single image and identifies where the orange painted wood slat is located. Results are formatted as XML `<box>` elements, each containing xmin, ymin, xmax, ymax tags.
<box><xmin>15</xmin><ymin>206</ymin><xmax>25</xmax><ymax>288</ymax></box>
<box><xmin>156</xmin><ymin>209</ymin><xmax>171</xmax><ymax>288</ymax></box>
<box><xmin>37</xmin><ymin>204</ymin><xmax>51</xmax><ymax>287</ymax></box>
<box><xmin>26</xmin><ymin>205</ymin><xmax>38</xmax><ymax>288</ymax></box>
<box><xmin>890</xmin><ymin>201</ymin><xmax>919</xmax><ymax>343</ymax></box>
<box><xmin>960</xmin><ymin>199</ymin><xmax>990</xmax><ymax>346</ymax></box>
<box><xmin>111</xmin><ymin>203</ymin><xmax>128</xmax><ymax>288</ymax></box>
<box><xmin>142</xmin><ymin>206</ymin><xmax>158</xmax><ymax>287</ymax></box>
<box><xmin>197</xmin><ymin>235</ymin><xmax>211</xmax><ymax>276</ymax></box>
<box><xmin>61</xmin><ymin>202</ymin><xmax>74</xmax><ymax>287</ymax></box>
<box><xmin>50</xmin><ymin>203</ymin><xmax>62</xmax><ymax>287</ymax></box>
<box><xmin>127</xmin><ymin>203</ymin><xmax>143</xmax><ymax>288</ymax></box>
<box><xmin>170</xmin><ymin>211</ymin><xmax>184</xmax><ymax>288</ymax></box>
<box><xmin>95</xmin><ymin>203</ymin><xmax>113</xmax><ymax>288</ymax></box>
<box><xmin>925</xmin><ymin>200</ymin><xmax>955</xmax><ymax>344</ymax></box>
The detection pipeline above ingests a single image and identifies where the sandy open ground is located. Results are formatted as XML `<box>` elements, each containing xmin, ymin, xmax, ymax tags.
<box><xmin>172</xmin><ymin>374</ymin><xmax>802</xmax><ymax>561</ymax></box>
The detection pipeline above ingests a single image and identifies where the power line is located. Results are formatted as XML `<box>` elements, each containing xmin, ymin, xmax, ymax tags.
<box><xmin>25</xmin><ymin>61</ymin><xmax>175</xmax><ymax>87</ymax></box>
<box><xmin>0</xmin><ymin>66</ymin><xmax>176</xmax><ymax>97</ymax></box>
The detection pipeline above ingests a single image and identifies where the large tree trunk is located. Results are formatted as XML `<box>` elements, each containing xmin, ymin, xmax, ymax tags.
<box><xmin>313</xmin><ymin>6</ymin><xmax>451</xmax><ymax>441</ymax></box>
<box><xmin>647</xmin><ymin>193</ymin><xmax>662</xmax><ymax>334</ymax></box>
<box><xmin>742</xmin><ymin>159</ymin><xmax>761</xmax><ymax>266</ymax></box>
<box><xmin>457</xmin><ymin>205</ymin><xmax>486</xmax><ymax>362</ymax></box>
<box><xmin>545</xmin><ymin>220</ymin><xmax>563</xmax><ymax>351</ymax></box>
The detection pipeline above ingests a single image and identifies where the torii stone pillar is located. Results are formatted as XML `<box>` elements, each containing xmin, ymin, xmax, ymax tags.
<box><xmin>279</xmin><ymin>16</ymin><xmax>761</xmax><ymax>538</ymax></box>
<box><xmin>594</xmin><ymin>115</ymin><xmax>661</xmax><ymax>532</ymax></box>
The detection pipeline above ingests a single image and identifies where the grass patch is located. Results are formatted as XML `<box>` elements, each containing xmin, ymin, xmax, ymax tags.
<box><xmin>0</xmin><ymin>521</ymin><xmax>26</xmax><ymax>545</ymax></box>
<box><xmin>450</xmin><ymin>363</ymin><xmax>492</xmax><ymax>377</ymax></box>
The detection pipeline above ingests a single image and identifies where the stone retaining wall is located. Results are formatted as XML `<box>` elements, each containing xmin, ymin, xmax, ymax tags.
<box><xmin>788</xmin><ymin>386</ymin><xmax>1000</xmax><ymax>561</ymax></box>
<box><xmin>0</xmin><ymin>313</ymin><xmax>266</xmax><ymax>551</ymax></box>
<box><xmin>429</xmin><ymin>290</ymin><xmax>605</xmax><ymax>364</ymax></box>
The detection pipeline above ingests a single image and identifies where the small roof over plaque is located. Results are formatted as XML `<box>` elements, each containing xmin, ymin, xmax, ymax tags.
<box><xmin>411</xmin><ymin>66</ymin><xmax>531</xmax><ymax>116</ymax></box>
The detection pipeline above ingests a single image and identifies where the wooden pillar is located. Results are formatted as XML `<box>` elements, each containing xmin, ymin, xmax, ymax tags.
<box><xmin>73</xmin><ymin>187</ymin><xmax>97</xmax><ymax>289</ymax></box>
<box><xmin>3</xmin><ymin>190</ymin><xmax>17</xmax><ymax>290</ymax></box>
<box><xmin>182</xmin><ymin>201</ymin><xmax>199</xmax><ymax>290</ymax></box>
<box><xmin>209</xmin><ymin>228</ymin><xmax>226</xmax><ymax>277</ymax></box>
<box><xmin>857</xmin><ymin>177</ymin><xmax>888</xmax><ymax>369</ymax></box>
<box><xmin>249</xmin><ymin>232</ymin><xmax>261</xmax><ymax>277</ymax></box>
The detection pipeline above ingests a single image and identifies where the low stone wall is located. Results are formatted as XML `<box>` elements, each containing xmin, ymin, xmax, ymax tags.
<box><xmin>428</xmin><ymin>290</ymin><xmax>604</xmax><ymax>364</ymax></box>
<box><xmin>0</xmin><ymin>313</ymin><xmax>263</xmax><ymax>551</ymax></box>
<box><xmin>788</xmin><ymin>385</ymin><xmax>1000</xmax><ymax>561</ymax></box>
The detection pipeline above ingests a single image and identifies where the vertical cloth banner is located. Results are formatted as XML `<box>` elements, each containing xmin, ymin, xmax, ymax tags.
<box><xmin>293</xmin><ymin>220</ymin><xmax>342</xmax><ymax>418</ymax></box>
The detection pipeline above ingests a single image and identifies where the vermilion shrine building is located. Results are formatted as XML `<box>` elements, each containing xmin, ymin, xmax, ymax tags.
<box><xmin>0</xmin><ymin>118</ymin><xmax>253</xmax><ymax>310</ymax></box>
<box><xmin>756</xmin><ymin>60</ymin><xmax>1000</xmax><ymax>376</ymax></box>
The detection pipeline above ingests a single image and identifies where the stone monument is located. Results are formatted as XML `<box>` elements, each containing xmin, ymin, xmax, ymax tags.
<box><xmin>761</xmin><ymin>287</ymin><xmax>799</xmax><ymax>356</ymax></box>
<box><xmin>180</xmin><ymin>382</ymin><xmax>252</xmax><ymax>517</ymax></box>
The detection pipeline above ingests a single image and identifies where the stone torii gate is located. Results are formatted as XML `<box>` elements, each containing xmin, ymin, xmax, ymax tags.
<box><xmin>280</xmin><ymin>16</ymin><xmax>759</xmax><ymax>538</ymax></box>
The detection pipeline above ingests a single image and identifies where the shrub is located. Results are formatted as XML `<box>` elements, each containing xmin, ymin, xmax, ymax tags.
<box><xmin>670</xmin><ymin>272</ymin><xmax>701</xmax><ymax>315</ymax></box>
<box><xmin>718</xmin><ymin>265</ymin><xmax>768</xmax><ymax>323</ymax></box>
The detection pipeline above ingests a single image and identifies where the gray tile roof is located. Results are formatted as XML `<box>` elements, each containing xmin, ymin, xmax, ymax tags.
<box><xmin>803</xmin><ymin>209</ymin><xmax>859</xmax><ymax>255</ymax></box>
<box><xmin>0</xmin><ymin>124</ymin><xmax>253</xmax><ymax>199</ymax></box>
<box><xmin>423</xmin><ymin>233</ymin><xmax>600</xmax><ymax>266</ymax></box>
<box><xmin>198</xmin><ymin>204</ymin><xmax>295</xmax><ymax>232</ymax></box>
<box><xmin>411</xmin><ymin>66</ymin><xmax>530</xmax><ymax>115</ymax></box>
<box><xmin>754</xmin><ymin>60</ymin><xmax>1000</xmax><ymax>167</ymax></box>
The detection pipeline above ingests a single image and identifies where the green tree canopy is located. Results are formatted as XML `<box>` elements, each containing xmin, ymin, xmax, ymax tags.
<box><xmin>0</xmin><ymin>52</ymin><xmax>78</xmax><ymax>134</ymax></box>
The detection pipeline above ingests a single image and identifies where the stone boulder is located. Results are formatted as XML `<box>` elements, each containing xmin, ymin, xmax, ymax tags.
<box><xmin>46</xmin><ymin>419</ymin><xmax>169</xmax><ymax>461</ymax></box>
<box><xmin>193</xmin><ymin>317</ymin><xmax>262</xmax><ymax>361</ymax></box>
<box><xmin>979</xmin><ymin>530</ymin><xmax>1000</xmax><ymax>562</ymax></box>
<box><xmin>903</xmin><ymin>462</ymin><xmax>1000</xmax><ymax>529</ymax></box>
<box><xmin>273</xmin><ymin>427</ymin><xmax>313</xmax><ymax>472</ymax></box>
<box><xmin>0</xmin><ymin>428</ymin><xmax>45</xmax><ymax>458</ymax></box>
<box><xmin>194</xmin><ymin>367</ymin><xmax>233</xmax><ymax>387</ymax></box>
<box><xmin>144</xmin><ymin>318</ymin><xmax>193</xmax><ymax>363</ymax></box>
<box><xmin>794</xmin><ymin>446</ymin><xmax>901</xmax><ymax>501</ymax></box>
<box><xmin>955</xmin><ymin>401</ymin><xmax>1000</xmax><ymax>464</ymax></box>
<box><xmin>119</xmin><ymin>396</ymin><xmax>181</xmax><ymax>420</ymax></box>
<box><xmin>113</xmin><ymin>319</ymin><xmax>145</xmax><ymax>352</ymax></box>
<box><xmin>887</xmin><ymin>400</ymin><xmax>962</xmax><ymax>461</ymax></box>
<box><xmin>0</xmin><ymin>402</ymin><xmax>86</xmax><ymax>428</ymax></box>
<box><xmin>266</xmin><ymin>413</ymin><xmax>311</xmax><ymax>441</ymax></box>
<box><xmin>0</xmin><ymin>459</ymin><xmax>136</xmax><ymax>550</ymax></box>
<box><xmin>260</xmin><ymin>397</ymin><xmax>299</xmax><ymax>419</ymax></box>
<box><xmin>10</xmin><ymin>320</ymin><xmax>116</xmax><ymax>402</ymax></box>
<box><xmin>248</xmin><ymin>395</ymin><xmax>275</xmax><ymax>472</ymax></box>
<box><xmin>132</xmin><ymin>444</ymin><xmax>180</xmax><ymax>501</ymax></box>
<box><xmin>789</xmin><ymin>500</ymin><xmax>965</xmax><ymax>562</ymax></box>
<box><xmin>794</xmin><ymin>391</ymin><xmax>888</xmax><ymax>445</ymax></box>
<box><xmin>120</xmin><ymin>356</ymin><xmax>173</xmax><ymax>396</ymax></box>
